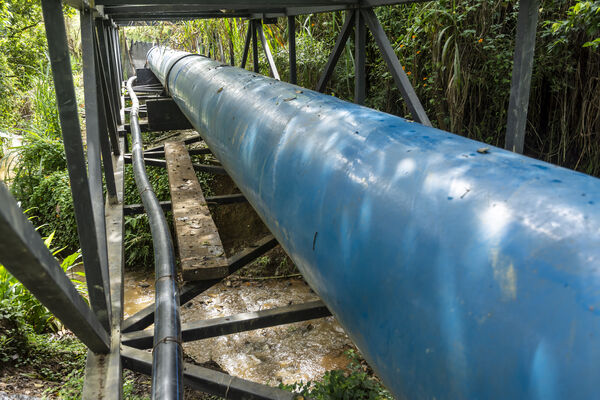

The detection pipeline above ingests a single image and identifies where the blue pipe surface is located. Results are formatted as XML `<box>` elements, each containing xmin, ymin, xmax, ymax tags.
<box><xmin>148</xmin><ymin>47</ymin><xmax>600</xmax><ymax>400</ymax></box>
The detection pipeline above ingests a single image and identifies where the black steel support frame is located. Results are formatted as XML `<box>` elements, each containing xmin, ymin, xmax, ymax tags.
<box><xmin>252</xmin><ymin>19</ymin><xmax>260</xmax><ymax>73</ymax></box>
<box><xmin>122</xmin><ymin>300</ymin><xmax>331</xmax><ymax>349</ymax></box>
<box><xmin>288</xmin><ymin>16</ymin><xmax>297</xmax><ymax>84</ymax></box>
<box><xmin>2</xmin><ymin>0</ymin><xmax>540</xmax><ymax>398</ymax></box>
<box><xmin>123</xmin><ymin>154</ymin><xmax>227</xmax><ymax>174</ymax></box>
<box><xmin>316</xmin><ymin>8</ymin><xmax>431</xmax><ymax>124</ymax></box>
<box><xmin>123</xmin><ymin>193</ymin><xmax>248</xmax><ymax>216</ymax></box>
<box><xmin>241</xmin><ymin>21</ymin><xmax>252</xmax><ymax>68</ymax></box>
<box><xmin>41</xmin><ymin>0</ymin><xmax>113</xmax><ymax>332</ymax></box>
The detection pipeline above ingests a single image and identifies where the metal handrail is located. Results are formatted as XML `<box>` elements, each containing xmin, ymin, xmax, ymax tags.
<box><xmin>126</xmin><ymin>76</ymin><xmax>183</xmax><ymax>400</ymax></box>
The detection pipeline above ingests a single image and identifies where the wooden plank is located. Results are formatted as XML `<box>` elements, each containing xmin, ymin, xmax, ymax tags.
<box><xmin>164</xmin><ymin>141</ymin><xmax>228</xmax><ymax>281</ymax></box>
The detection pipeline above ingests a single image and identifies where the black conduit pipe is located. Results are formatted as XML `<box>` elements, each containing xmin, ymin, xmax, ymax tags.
<box><xmin>126</xmin><ymin>76</ymin><xmax>183</xmax><ymax>400</ymax></box>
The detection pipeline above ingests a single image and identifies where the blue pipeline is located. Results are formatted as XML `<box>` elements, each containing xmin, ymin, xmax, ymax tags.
<box><xmin>148</xmin><ymin>47</ymin><xmax>600</xmax><ymax>400</ymax></box>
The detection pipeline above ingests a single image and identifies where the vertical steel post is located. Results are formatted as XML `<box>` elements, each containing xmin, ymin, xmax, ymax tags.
<box><xmin>229</xmin><ymin>36</ymin><xmax>235</xmax><ymax>66</ymax></box>
<box><xmin>288</xmin><ymin>16</ymin><xmax>297</xmax><ymax>85</ymax></box>
<box><xmin>113</xmin><ymin>26</ymin><xmax>123</xmax><ymax>85</ymax></box>
<box><xmin>240</xmin><ymin>21</ymin><xmax>252</xmax><ymax>68</ymax></box>
<box><xmin>504</xmin><ymin>0</ymin><xmax>539</xmax><ymax>154</ymax></box>
<box><xmin>81</xmin><ymin>10</ymin><xmax>118</xmax><ymax>224</ymax></box>
<box><xmin>82</xmin><ymin>136</ymin><xmax>125</xmax><ymax>399</ymax></box>
<box><xmin>240</xmin><ymin>20</ymin><xmax>252</xmax><ymax>68</ymax></box>
<box><xmin>41</xmin><ymin>0</ymin><xmax>111</xmax><ymax>331</ymax></box>
<box><xmin>98</xmin><ymin>20</ymin><xmax>119</xmax><ymax>125</ymax></box>
<box><xmin>252</xmin><ymin>20</ymin><xmax>260</xmax><ymax>73</ymax></box>
<box><xmin>95</xmin><ymin>19</ymin><xmax>121</xmax><ymax>155</ymax></box>
<box><xmin>354</xmin><ymin>9</ymin><xmax>366</xmax><ymax>105</ymax></box>
<box><xmin>95</xmin><ymin>41</ymin><xmax>122</xmax><ymax>165</ymax></box>
<box><xmin>106</xmin><ymin>23</ymin><xmax>121</xmax><ymax>107</ymax></box>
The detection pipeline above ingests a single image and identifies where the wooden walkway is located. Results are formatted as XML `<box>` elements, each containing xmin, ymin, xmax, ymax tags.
<box><xmin>164</xmin><ymin>141</ymin><xmax>228</xmax><ymax>281</ymax></box>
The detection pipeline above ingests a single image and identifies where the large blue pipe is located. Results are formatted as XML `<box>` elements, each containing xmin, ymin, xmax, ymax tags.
<box><xmin>148</xmin><ymin>47</ymin><xmax>600</xmax><ymax>399</ymax></box>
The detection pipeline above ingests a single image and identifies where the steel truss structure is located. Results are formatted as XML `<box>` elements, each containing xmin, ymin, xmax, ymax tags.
<box><xmin>0</xmin><ymin>0</ymin><xmax>541</xmax><ymax>399</ymax></box>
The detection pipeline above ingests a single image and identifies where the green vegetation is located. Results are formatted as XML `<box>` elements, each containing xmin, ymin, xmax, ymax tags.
<box><xmin>0</xmin><ymin>0</ymin><xmax>599</xmax><ymax>398</ymax></box>
<box><xmin>126</xmin><ymin>0</ymin><xmax>599</xmax><ymax>174</ymax></box>
<box><xmin>0</xmin><ymin>228</ymin><xmax>86</xmax><ymax>398</ymax></box>
<box><xmin>281</xmin><ymin>349</ymin><xmax>393</xmax><ymax>400</ymax></box>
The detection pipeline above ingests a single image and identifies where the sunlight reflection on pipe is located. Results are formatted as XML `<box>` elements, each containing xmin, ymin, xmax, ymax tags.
<box><xmin>479</xmin><ymin>203</ymin><xmax>513</xmax><ymax>240</ymax></box>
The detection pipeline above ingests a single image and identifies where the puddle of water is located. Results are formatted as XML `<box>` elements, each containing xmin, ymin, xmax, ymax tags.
<box><xmin>66</xmin><ymin>265</ymin><xmax>157</xmax><ymax>319</ymax></box>
<box><xmin>122</xmin><ymin>275</ymin><xmax>355</xmax><ymax>385</ymax></box>
<box><xmin>179</xmin><ymin>279</ymin><xmax>354</xmax><ymax>386</ymax></box>
<box><xmin>123</xmin><ymin>269</ymin><xmax>155</xmax><ymax>319</ymax></box>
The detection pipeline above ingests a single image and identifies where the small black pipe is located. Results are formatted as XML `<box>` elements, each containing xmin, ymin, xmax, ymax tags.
<box><xmin>127</xmin><ymin>76</ymin><xmax>183</xmax><ymax>400</ymax></box>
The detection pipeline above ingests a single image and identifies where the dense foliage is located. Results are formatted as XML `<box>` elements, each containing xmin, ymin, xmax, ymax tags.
<box><xmin>126</xmin><ymin>0</ymin><xmax>600</xmax><ymax>174</ymax></box>
<box><xmin>0</xmin><ymin>0</ymin><xmax>598</xmax><ymax>397</ymax></box>
<box><xmin>0</xmin><ymin>0</ymin><xmax>47</xmax><ymax>129</ymax></box>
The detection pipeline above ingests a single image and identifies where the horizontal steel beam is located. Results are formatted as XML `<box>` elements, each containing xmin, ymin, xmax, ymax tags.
<box><xmin>124</xmin><ymin>200</ymin><xmax>172</xmax><ymax>215</ymax></box>
<box><xmin>100</xmin><ymin>0</ymin><xmax>420</xmax><ymax>6</ymax></box>
<box><xmin>138</xmin><ymin>148</ymin><xmax>212</xmax><ymax>158</ymax></box>
<box><xmin>124</xmin><ymin>194</ymin><xmax>247</xmax><ymax>215</ymax></box>
<box><xmin>144</xmin><ymin>135</ymin><xmax>204</xmax><ymax>152</ymax></box>
<box><xmin>123</xmin><ymin>155</ymin><xmax>227</xmax><ymax>174</ymax></box>
<box><xmin>122</xmin><ymin>346</ymin><xmax>298</xmax><ymax>399</ymax></box>
<box><xmin>0</xmin><ymin>183</ymin><xmax>110</xmax><ymax>353</ymax></box>
<box><xmin>122</xmin><ymin>300</ymin><xmax>331</xmax><ymax>349</ymax></box>
<box><xmin>121</xmin><ymin>235</ymin><xmax>278</xmax><ymax>333</ymax></box>
<box><xmin>98</xmin><ymin>0</ymin><xmax>359</xmax><ymax>6</ymax></box>
<box><xmin>104</xmin><ymin>0</ymin><xmax>429</xmax><ymax>20</ymax></box>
